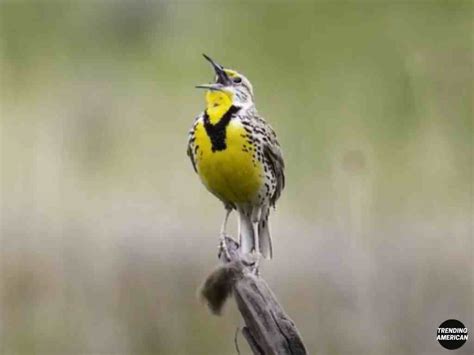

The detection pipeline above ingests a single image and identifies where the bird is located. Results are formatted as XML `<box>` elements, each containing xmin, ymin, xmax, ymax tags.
<box><xmin>187</xmin><ymin>54</ymin><xmax>285</xmax><ymax>261</ymax></box>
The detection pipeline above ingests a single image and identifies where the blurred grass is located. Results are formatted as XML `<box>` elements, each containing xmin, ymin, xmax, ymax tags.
<box><xmin>0</xmin><ymin>1</ymin><xmax>472</xmax><ymax>354</ymax></box>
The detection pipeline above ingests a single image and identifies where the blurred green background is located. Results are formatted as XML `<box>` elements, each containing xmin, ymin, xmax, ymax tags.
<box><xmin>0</xmin><ymin>1</ymin><xmax>472</xmax><ymax>354</ymax></box>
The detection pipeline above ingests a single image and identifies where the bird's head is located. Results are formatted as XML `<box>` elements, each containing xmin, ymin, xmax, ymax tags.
<box><xmin>196</xmin><ymin>54</ymin><xmax>254</xmax><ymax>110</ymax></box>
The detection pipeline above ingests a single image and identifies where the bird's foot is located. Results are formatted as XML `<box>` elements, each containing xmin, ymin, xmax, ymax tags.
<box><xmin>218</xmin><ymin>234</ymin><xmax>232</xmax><ymax>261</ymax></box>
<box><xmin>253</xmin><ymin>257</ymin><xmax>261</xmax><ymax>275</ymax></box>
<box><xmin>250</xmin><ymin>251</ymin><xmax>262</xmax><ymax>275</ymax></box>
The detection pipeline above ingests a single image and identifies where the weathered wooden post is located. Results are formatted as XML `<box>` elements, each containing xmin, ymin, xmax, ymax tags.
<box><xmin>200</xmin><ymin>237</ymin><xmax>307</xmax><ymax>355</ymax></box>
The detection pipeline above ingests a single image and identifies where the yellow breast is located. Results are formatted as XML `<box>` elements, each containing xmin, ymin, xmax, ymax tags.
<box><xmin>194</xmin><ymin>120</ymin><xmax>263</xmax><ymax>204</ymax></box>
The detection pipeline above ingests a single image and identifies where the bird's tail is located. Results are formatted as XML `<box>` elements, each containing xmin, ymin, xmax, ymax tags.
<box><xmin>258</xmin><ymin>207</ymin><xmax>272</xmax><ymax>259</ymax></box>
<box><xmin>238</xmin><ymin>207</ymin><xmax>272</xmax><ymax>259</ymax></box>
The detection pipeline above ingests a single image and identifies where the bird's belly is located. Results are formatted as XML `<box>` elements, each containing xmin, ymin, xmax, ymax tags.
<box><xmin>195</xmin><ymin>122</ymin><xmax>263</xmax><ymax>204</ymax></box>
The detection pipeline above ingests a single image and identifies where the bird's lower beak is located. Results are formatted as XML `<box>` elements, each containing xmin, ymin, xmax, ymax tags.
<box><xmin>195</xmin><ymin>83</ymin><xmax>225</xmax><ymax>91</ymax></box>
<box><xmin>202</xmin><ymin>54</ymin><xmax>231</xmax><ymax>85</ymax></box>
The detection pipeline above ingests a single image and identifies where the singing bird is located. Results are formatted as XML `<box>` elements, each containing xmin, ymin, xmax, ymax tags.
<box><xmin>187</xmin><ymin>55</ymin><xmax>285</xmax><ymax>260</ymax></box>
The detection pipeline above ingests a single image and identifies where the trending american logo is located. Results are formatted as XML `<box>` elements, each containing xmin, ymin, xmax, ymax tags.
<box><xmin>437</xmin><ymin>319</ymin><xmax>469</xmax><ymax>350</ymax></box>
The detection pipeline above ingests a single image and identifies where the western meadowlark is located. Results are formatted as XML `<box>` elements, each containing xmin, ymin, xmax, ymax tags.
<box><xmin>187</xmin><ymin>54</ymin><xmax>285</xmax><ymax>260</ymax></box>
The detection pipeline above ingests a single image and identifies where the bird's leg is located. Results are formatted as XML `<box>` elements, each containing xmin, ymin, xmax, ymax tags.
<box><xmin>218</xmin><ymin>208</ymin><xmax>232</xmax><ymax>260</ymax></box>
<box><xmin>220</xmin><ymin>207</ymin><xmax>232</xmax><ymax>236</ymax></box>
<box><xmin>251</xmin><ymin>221</ymin><xmax>261</xmax><ymax>275</ymax></box>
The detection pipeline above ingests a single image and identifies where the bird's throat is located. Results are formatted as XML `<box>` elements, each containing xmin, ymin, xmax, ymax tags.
<box><xmin>205</xmin><ymin>90</ymin><xmax>233</xmax><ymax>124</ymax></box>
<box><xmin>203</xmin><ymin>104</ymin><xmax>240</xmax><ymax>152</ymax></box>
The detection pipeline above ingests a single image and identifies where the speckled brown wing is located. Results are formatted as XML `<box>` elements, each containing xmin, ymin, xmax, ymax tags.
<box><xmin>254</xmin><ymin>115</ymin><xmax>285</xmax><ymax>207</ymax></box>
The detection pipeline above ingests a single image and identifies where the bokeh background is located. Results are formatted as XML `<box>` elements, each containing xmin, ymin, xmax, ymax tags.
<box><xmin>0</xmin><ymin>1</ymin><xmax>472</xmax><ymax>354</ymax></box>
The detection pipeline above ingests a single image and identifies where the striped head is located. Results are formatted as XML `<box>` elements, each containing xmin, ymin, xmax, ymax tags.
<box><xmin>196</xmin><ymin>54</ymin><xmax>254</xmax><ymax>109</ymax></box>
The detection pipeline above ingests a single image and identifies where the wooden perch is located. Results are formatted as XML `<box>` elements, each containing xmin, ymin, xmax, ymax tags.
<box><xmin>200</xmin><ymin>237</ymin><xmax>307</xmax><ymax>355</ymax></box>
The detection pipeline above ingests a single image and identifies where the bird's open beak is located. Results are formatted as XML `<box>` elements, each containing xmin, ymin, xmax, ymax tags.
<box><xmin>197</xmin><ymin>54</ymin><xmax>231</xmax><ymax>88</ymax></box>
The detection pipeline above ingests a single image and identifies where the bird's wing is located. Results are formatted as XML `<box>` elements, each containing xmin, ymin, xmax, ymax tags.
<box><xmin>255</xmin><ymin>115</ymin><xmax>285</xmax><ymax>207</ymax></box>
<box><xmin>186</xmin><ymin>114</ymin><xmax>203</xmax><ymax>173</ymax></box>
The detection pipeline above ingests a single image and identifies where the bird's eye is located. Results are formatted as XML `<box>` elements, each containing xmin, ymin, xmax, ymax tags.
<box><xmin>233</xmin><ymin>77</ymin><xmax>242</xmax><ymax>83</ymax></box>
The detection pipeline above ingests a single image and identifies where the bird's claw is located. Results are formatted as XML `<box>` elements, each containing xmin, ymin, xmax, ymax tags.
<box><xmin>241</xmin><ymin>251</ymin><xmax>260</xmax><ymax>275</ymax></box>
<box><xmin>252</xmin><ymin>253</ymin><xmax>261</xmax><ymax>275</ymax></box>
<box><xmin>218</xmin><ymin>234</ymin><xmax>232</xmax><ymax>261</ymax></box>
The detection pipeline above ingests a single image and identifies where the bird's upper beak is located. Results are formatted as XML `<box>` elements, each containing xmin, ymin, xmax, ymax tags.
<box><xmin>196</xmin><ymin>54</ymin><xmax>231</xmax><ymax>90</ymax></box>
